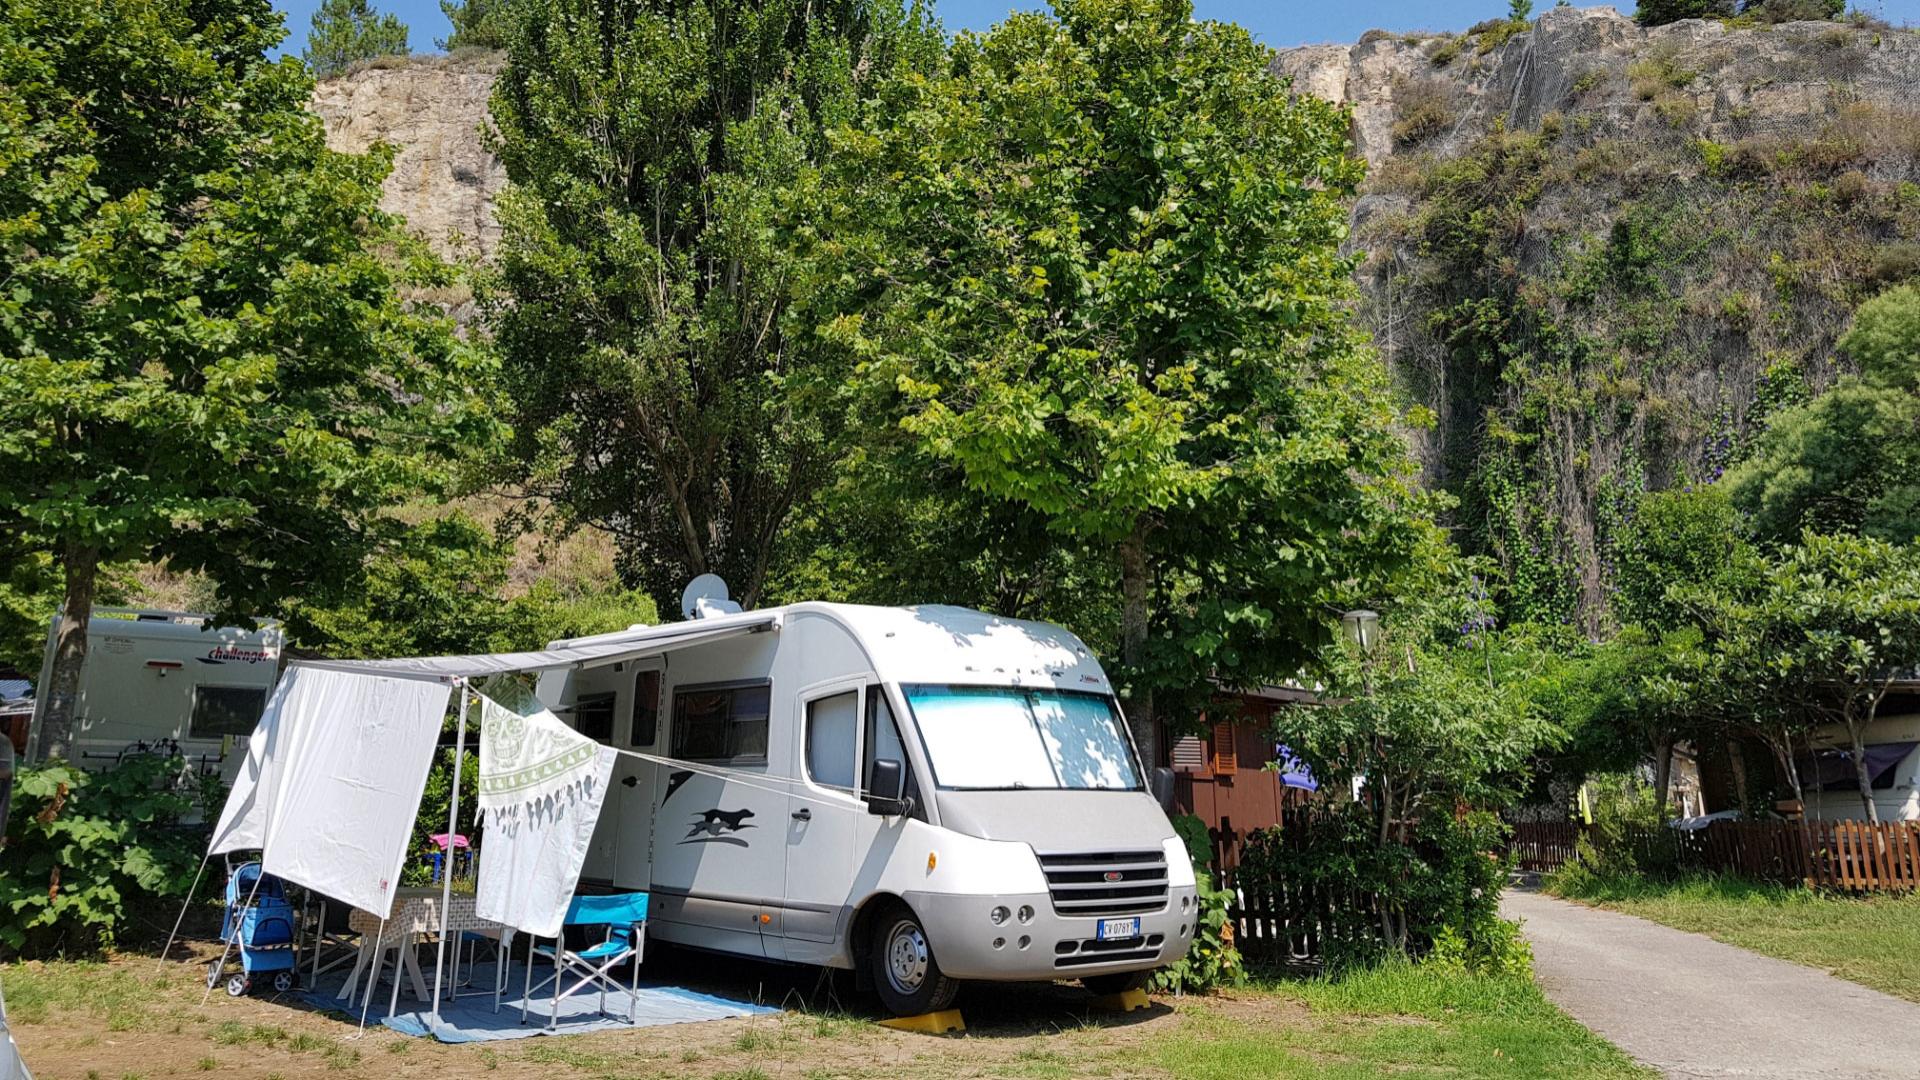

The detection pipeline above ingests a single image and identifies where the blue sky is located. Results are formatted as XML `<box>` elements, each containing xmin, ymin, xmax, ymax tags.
<box><xmin>271</xmin><ymin>0</ymin><xmax>1917</xmax><ymax>55</ymax></box>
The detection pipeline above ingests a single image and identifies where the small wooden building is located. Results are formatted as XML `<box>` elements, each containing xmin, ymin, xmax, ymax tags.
<box><xmin>1159</xmin><ymin>684</ymin><xmax>1320</xmax><ymax>860</ymax></box>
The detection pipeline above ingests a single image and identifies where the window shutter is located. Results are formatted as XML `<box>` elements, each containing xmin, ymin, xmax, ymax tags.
<box><xmin>1211</xmin><ymin>720</ymin><xmax>1238</xmax><ymax>776</ymax></box>
<box><xmin>1171</xmin><ymin>735</ymin><xmax>1207</xmax><ymax>773</ymax></box>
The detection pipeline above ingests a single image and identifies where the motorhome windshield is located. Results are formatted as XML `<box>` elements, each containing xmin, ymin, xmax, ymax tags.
<box><xmin>902</xmin><ymin>685</ymin><xmax>1141</xmax><ymax>792</ymax></box>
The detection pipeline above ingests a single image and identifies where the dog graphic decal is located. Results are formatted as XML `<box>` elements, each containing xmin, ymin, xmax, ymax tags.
<box><xmin>680</xmin><ymin>807</ymin><xmax>756</xmax><ymax>846</ymax></box>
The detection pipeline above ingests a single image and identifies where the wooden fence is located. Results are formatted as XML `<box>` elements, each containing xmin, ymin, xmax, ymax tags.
<box><xmin>1205</xmin><ymin>815</ymin><xmax>1920</xmax><ymax>965</ymax></box>
<box><xmin>1504</xmin><ymin>818</ymin><xmax>1920</xmax><ymax>892</ymax></box>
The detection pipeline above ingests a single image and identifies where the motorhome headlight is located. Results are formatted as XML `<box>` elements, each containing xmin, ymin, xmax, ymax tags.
<box><xmin>989</xmin><ymin>905</ymin><xmax>1010</xmax><ymax>925</ymax></box>
<box><xmin>1016</xmin><ymin>905</ymin><xmax>1034</xmax><ymax>924</ymax></box>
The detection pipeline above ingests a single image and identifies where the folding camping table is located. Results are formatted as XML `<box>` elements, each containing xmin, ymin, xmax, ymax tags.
<box><xmin>339</xmin><ymin>888</ymin><xmax>505</xmax><ymax>1011</ymax></box>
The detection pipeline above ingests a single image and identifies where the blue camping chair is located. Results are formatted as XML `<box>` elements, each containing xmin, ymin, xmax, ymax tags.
<box><xmin>519</xmin><ymin>893</ymin><xmax>648</xmax><ymax>1029</ymax></box>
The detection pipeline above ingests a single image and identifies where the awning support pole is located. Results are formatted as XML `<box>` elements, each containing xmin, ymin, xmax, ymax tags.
<box><xmin>428</xmin><ymin>679</ymin><xmax>469</xmax><ymax>1033</ymax></box>
<box><xmin>155</xmin><ymin>852</ymin><xmax>210</xmax><ymax>975</ymax></box>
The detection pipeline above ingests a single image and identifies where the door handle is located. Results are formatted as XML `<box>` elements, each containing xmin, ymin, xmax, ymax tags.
<box><xmin>621</xmin><ymin>775</ymin><xmax>639</xmax><ymax>788</ymax></box>
<box><xmin>791</xmin><ymin>808</ymin><xmax>811</xmax><ymax>822</ymax></box>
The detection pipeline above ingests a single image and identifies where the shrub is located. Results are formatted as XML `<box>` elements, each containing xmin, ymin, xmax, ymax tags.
<box><xmin>1235</xmin><ymin>806</ymin><xmax>1516</xmax><ymax>973</ymax></box>
<box><xmin>1153</xmin><ymin>814</ymin><xmax>1244</xmax><ymax>994</ymax></box>
<box><xmin>1152</xmin><ymin>870</ymin><xmax>1244</xmax><ymax>994</ymax></box>
<box><xmin>0</xmin><ymin>757</ymin><xmax>220</xmax><ymax>957</ymax></box>
<box><xmin>1869</xmin><ymin>242</ymin><xmax>1920</xmax><ymax>287</ymax></box>
<box><xmin>1430</xmin><ymin>37</ymin><xmax>1463</xmax><ymax>67</ymax></box>
<box><xmin>1628</xmin><ymin>54</ymin><xmax>1698</xmax><ymax>101</ymax></box>
<box><xmin>1741</xmin><ymin>0</ymin><xmax>1845</xmax><ymax>24</ymax></box>
<box><xmin>1543</xmin><ymin>776</ymin><xmax>1679</xmax><ymax>893</ymax></box>
<box><xmin>1392</xmin><ymin>77</ymin><xmax>1455</xmax><ymax>148</ymax></box>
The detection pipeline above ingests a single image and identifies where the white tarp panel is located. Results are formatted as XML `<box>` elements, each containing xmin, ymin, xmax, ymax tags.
<box><xmin>473</xmin><ymin>681</ymin><xmax>614</xmax><ymax>937</ymax></box>
<box><xmin>206</xmin><ymin>665</ymin><xmax>451</xmax><ymax>916</ymax></box>
<box><xmin>262</xmin><ymin>669</ymin><xmax>450</xmax><ymax>915</ymax></box>
<box><xmin>292</xmin><ymin>616</ymin><xmax>775</xmax><ymax>680</ymax></box>
<box><xmin>206</xmin><ymin>674</ymin><xmax>293</xmax><ymax>855</ymax></box>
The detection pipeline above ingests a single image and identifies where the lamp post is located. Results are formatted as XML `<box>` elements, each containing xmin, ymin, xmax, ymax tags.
<box><xmin>1341</xmin><ymin>609</ymin><xmax>1381</xmax><ymax>658</ymax></box>
<box><xmin>1341</xmin><ymin>610</ymin><xmax>1382</xmax><ymax>807</ymax></box>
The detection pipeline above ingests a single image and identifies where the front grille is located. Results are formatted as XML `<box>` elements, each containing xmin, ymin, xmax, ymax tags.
<box><xmin>1038</xmin><ymin>849</ymin><xmax>1168</xmax><ymax>917</ymax></box>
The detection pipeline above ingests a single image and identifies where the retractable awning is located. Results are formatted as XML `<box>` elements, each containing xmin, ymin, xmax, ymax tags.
<box><xmin>288</xmin><ymin>613</ymin><xmax>780</xmax><ymax>681</ymax></box>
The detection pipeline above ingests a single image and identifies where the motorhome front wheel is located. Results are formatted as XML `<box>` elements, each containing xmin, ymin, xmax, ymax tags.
<box><xmin>871</xmin><ymin>907</ymin><xmax>958</xmax><ymax>1017</ymax></box>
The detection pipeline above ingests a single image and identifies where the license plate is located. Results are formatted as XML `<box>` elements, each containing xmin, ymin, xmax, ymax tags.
<box><xmin>1096</xmin><ymin>917</ymin><xmax>1140</xmax><ymax>941</ymax></box>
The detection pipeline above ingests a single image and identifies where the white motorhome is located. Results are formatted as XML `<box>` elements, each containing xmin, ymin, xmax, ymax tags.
<box><xmin>534</xmin><ymin>599</ymin><xmax>1196</xmax><ymax>1015</ymax></box>
<box><xmin>28</xmin><ymin>610</ymin><xmax>283</xmax><ymax>773</ymax></box>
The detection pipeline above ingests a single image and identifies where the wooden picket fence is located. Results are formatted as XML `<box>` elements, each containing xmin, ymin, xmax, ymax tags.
<box><xmin>1503</xmin><ymin>818</ymin><xmax>1920</xmax><ymax>892</ymax></box>
<box><xmin>1203</xmin><ymin>815</ymin><xmax>1920</xmax><ymax>966</ymax></box>
<box><xmin>1507</xmin><ymin>821</ymin><xmax>1583</xmax><ymax>872</ymax></box>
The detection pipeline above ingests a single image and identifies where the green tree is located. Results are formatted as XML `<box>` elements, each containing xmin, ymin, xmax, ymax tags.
<box><xmin>0</xmin><ymin>0</ymin><xmax>489</xmax><ymax>760</ymax></box>
<box><xmin>1731</xmin><ymin>533</ymin><xmax>1920</xmax><ymax>822</ymax></box>
<box><xmin>438</xmin><ymin>0</ymin><xmax>512</xmax><ymax>51</ymax></box>
<box><xmin>808</xmin><ymin>0</ymin><xmax>1443</xmax><ymax>764</ymax></box>
<box><xmin>283</xmin><ymin>513</ymin><xmax>657</xmax><ymax>658</ymax></box>
<box><xmin>1740</xmin><ymin>0</ymin><xmax>1845</xmax><ymax>23</ymax></box>
<box><xmin>483</xmin><ymin>0</ymin><xmax>943</xmax><ymax>616</ymax></box>
<box><xmin>1723</xmin><ymin>286</ymin><xmax>1920</xmax><ymax>545</ymax></box>
<box><xmin>1634</xmin><ymin>0</ymin><xmax>1736</xmax><ymax>25</ymax></box>
<box><xmin>304</xmin><ymin>0</ymin><xmax>411</xmax><ymax>78</ymax></box>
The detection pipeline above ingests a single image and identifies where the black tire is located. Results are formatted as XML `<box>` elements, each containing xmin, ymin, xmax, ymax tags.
<box><xmin>868</xmin><ymin>904</ymin><xmax>959</xmax><ymax>1017</ymax></box>
<box><xmin>272</xmin><ymin>971</ymin><xmax>295</xmax><ymax>993</ymax></box>
<box><xmin>226</xmin><ymin>974</ymin><xmax>248</xmax><ymax>998</ymax></box>
<box><xmin>1082</xmin><ymin>970</ymin><xmax>1154</xmax><ymax>997</ymax></box>
<box><xmin>205</xmin><ymin>959</ymin><xmax>222</xmax><ymax>989</ymax></box>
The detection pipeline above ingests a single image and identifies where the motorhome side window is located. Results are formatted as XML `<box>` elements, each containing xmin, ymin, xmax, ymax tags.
<box><xmin>804</xmin><ymin>691</ymin><xmax>858</xmax><ymax>792</ymax></box>
<box><xmin>863</xmin><ymin>686</ymin><xmax>925</xmax><ymax>820</ymax></box>
<box><xmin>672</xmin><ymin>682</ymin><xmax>770</xmax><ymax>765</ymax></box>
<box><xmin>629</xmin><ymin>669</ymin><xmax>661</xmax><ymax>748</ymax></box>
<box><xmin>573</xmin><ymin>692</ymin><xmax>615</xmax><ymax>743</ymax></box>
<box><xmin>189</xmin><ymin>686</ymin><xmax>268</xmax><ymax>738</ymax></box>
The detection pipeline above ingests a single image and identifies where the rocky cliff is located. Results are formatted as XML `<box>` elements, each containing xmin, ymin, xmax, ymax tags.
<box><xmin>313</xmin><ymin>51</ymin><xmax>506</xmax><ymax>260</ymax></box>
<box><xmin>1278</xmin><ymin>7</ymin><xmax>1920</xmax><ymax>624</ymax></box>
<box><xmin>309</xmin><ymin>8</ymin><xmax>1920</xmax><ymax>625</ymax></box>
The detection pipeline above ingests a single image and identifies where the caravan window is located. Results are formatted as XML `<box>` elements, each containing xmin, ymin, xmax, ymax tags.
<box><xmin>573</xmin><ymin>693</ymin><xmax>615</xmax><ymax>743</ymax></box>
<box><xmin>189</xmin><ymin>686</ymin><xmax>267</xmax><ymax>738</ymax></box>
<box><xmin>630</xmin><ymin>669</ymin><xmax>661</xmax><ymax>748</ymax></box>
<box><xmin>672</xmin><ymin>682</ymin><xmax>770</xmax><ymax>765</ymax></box>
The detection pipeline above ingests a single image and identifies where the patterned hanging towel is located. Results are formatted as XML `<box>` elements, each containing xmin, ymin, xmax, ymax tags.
<box><xmin>473</xmin><ymin>676</ymin><xmax>615</xmax><ymax>937</ymax></box>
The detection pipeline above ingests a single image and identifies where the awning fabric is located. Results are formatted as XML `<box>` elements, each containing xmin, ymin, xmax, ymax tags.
<box><xmin>1800</xmin><ymin>741</ymin><xmax>1918</xmax><ymax>792</ymax></box>
<box><xmin>209</xmin><ymin>666</ymin><xmax>451</xmax><ymax>916</ymax></box>
<box><xmin>474</xmin><ymin>680</ymin><xmax>614</xmax><ymax>937</ymax></box>
<box><xmin>290</xmin><ymin>616</ymin><xmax>776</xmax><ymax>680</ymax></box>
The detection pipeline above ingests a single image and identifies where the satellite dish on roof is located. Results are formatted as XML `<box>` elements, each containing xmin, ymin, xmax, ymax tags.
<box><xmin>680</xmin><ymin>574</ymin><xmax>740</xmax><ymax>620</ymax></box>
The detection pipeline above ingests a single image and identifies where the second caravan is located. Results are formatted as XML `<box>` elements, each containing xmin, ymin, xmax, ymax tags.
<box><xmin>534</xmin><ymin>599</ymin><xmax>1196</xmax><ymax>1016</ymax></box>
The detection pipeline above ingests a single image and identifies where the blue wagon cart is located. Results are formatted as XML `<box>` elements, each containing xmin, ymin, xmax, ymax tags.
<box><xmin>207</xmin><ymin>862</ymin><xmax>298</xmax><ymax>997</ymax></box>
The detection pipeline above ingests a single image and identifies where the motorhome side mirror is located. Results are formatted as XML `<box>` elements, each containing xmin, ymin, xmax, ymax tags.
<box><xmin>1151</xmin><ymin>766</ymin><xmax>1176</xmax><ymax>814</ymax></box>
<box><xmin>866</xmin><ymin>759</ymin><xmax>910</xmax><ymax>816</ymax></box>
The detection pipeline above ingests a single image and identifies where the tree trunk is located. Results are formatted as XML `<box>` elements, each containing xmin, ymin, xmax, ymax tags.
<box><xmin>1846</xmin><ymin>725</ymin><xmax>1880</xmax><ymax>824</ymax></box>
<box><xmin>37</xmin><ymin>542</ymin><xmax>99</xmax><ymax>762</ymax></box>
<box><xmin>1726</xmin><ymin>739</ymin><xmax>1750</xmax><ymax>812</ymax></box>
<box><xmin>1117</xmin><ymin>523</ymin><xmax>1156</xmax><ymax>773</ymax></box>
<box><xmin>1652</xmin><ymin>735</ymin><xmax>1674</xmax><ymax>819</ymax></box>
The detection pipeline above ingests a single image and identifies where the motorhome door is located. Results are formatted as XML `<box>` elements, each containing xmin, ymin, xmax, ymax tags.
<box><xmin>612</xmin><ymin>662</ymin><xmax>664</xmax><ymax>889</ymax></box>
<box><xmin>781</xmin><ymin>680</ymin><xmax>865</xmax><ymax>955</ymax></box>
<box><xmin>647</xmin><ymin>680</ymin><xmax>786</xmax><ymax>957</ymax></box>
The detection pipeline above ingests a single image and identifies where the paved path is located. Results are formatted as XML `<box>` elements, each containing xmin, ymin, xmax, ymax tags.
<box><xmin>1502</xmin><ymin>888</ymin><xmax>1920</xmax><ymax>1079</ymax></box>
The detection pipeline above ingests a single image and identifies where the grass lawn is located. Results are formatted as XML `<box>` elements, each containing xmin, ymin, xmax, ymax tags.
<box><xmin>1548</xmin><ymin>873</ymin><xmax>1920</xmax><ymax>1004</ymax></box>
<box><xmin>3</xmin><ymin>942</ymin><xmax>1650</xmax><ymax>1079</ymax></box>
